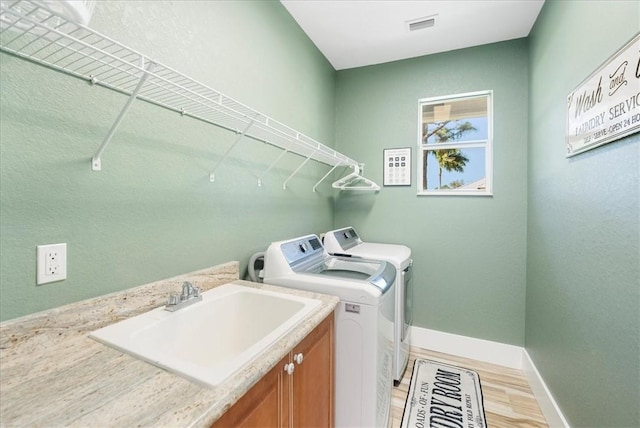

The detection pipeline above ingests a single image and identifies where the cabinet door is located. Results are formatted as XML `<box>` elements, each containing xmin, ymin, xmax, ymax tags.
<box><xmin>292</xmin><ymin>314</ymin><xmax>334</xmax><ymax>428</ymax></box>
<box><xmin>211</xmin><ymin>354</ymin><xmax>289</xmax><ymax>428</ymax></box>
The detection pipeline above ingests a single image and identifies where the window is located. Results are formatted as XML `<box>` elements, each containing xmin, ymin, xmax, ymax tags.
<box><xmin>417</xmin><ymin>91</ymin><xmax>493</xmax><ymax>196</ymax></box>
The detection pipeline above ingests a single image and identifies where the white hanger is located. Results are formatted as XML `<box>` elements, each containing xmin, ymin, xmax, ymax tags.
<box><xmin>332</xmin><ymin>165</ymin><xmax>380</xmax><ymax>191</ymax></box>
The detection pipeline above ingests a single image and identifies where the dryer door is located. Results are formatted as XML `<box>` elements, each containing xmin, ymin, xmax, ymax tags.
<box><xmin>402</xmin><ymin>263</ymin><xmax>414</xmax><ymax>339</ymax></box>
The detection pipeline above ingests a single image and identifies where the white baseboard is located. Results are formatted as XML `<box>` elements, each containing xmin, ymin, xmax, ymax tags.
<box><xmin>409</xmin><ymin>326</ymin><xmax>524</xmax><ymax>369</ymax></box>
<box><xmin>522</xmin><ymin>350</ymin><xmax>570</xmax><ymax>428</ymax></box>
<box><xmin>409</xmin><ymin>326</ymin><xmax>570</xmax><ymax>428</ymax></box>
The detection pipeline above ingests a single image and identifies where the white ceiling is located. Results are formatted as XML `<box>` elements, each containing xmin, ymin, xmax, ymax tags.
<box><xmin>281</xmin><ymin>0</ymin><xmax>545</xmax><ymax>70</ymax></box>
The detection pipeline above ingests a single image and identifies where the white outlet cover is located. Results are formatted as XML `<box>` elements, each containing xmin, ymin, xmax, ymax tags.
<box><xmin>37</xmin><ymin>243</ymin><xmax>67</xmax><ymax>285</ymax></box>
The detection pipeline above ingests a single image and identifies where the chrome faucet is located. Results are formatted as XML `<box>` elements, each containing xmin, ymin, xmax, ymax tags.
<box><xmin>165</xmin><ymin>281</ymin><xmax>202</xmax><ymax>311</ymax></box>
<box><xmin>182</xmin><ymin>281</ymin><xmax>198</xmax><ymax>299</ymax></box>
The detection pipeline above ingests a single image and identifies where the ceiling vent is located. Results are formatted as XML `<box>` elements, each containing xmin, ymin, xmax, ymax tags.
<box><xmin>406</xmin><ymin>15</ymin><xmax>437</xmax><ymax>32</ymax></box>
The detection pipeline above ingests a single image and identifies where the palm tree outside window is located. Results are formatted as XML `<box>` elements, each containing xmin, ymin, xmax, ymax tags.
<box><xmin>417</xmin><ymin>91</ymin><xmax>493</xmax><ymax>196</ymax></box>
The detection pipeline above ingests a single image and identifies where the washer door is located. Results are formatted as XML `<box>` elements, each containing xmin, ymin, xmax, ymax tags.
<box><xmin>315</xmin><ymin>257</ymin><xmax>396</xmax><ymax>294</ymax></box>
<box><xmin>321</xmin><ymin>257</ymin><xmax>380</xmax><ymax>277</ymax></box>
<box><xmin>316</xmin><ymin>269</ymin><xmax>371</xmax><ymax>280</ymax></box>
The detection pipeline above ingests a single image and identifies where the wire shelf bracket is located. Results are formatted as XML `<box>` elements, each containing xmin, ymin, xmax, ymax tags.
<box><xmin>91</xmin><ymin>58</ymin><xmax>154</xmax><ymax>171</ymax></box>
<box><xmin>209</xmin><ymin>117</ymin><xmax>256</xmax><ymax>182</ymax></box>
<box><xmin>312</xmin><ymin>163</ymin><xmax>341</xmax><ymax>193</ymax></box>
<box><xmin>283</xmin><ymin>151</ymin><xmax>314</xmax><ymax>190</ymax></box>
<box><xmin>257</xmin><ymin>149</ymin><xmax>289</xmax><ymax>187</ymax></box>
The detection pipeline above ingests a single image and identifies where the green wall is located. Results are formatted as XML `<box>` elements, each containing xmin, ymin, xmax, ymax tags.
<box><xmin>0</xmin><ymin>1</ymin><xmax>337</xmax><ymax>321</ymax></box>
<box><xmin>526</xmin><ymin>1</ymin><xmax>640</xmax><ymax>427</ymax></box>
<box><xmin>334</xmin><ymin>39</ymin><xmax>529</xmax><ymax>346</ymax></box>
<box><xmin>3</xmin><ymin>2</ymin><xmax>639</xmax><ymax>425</ymax></box>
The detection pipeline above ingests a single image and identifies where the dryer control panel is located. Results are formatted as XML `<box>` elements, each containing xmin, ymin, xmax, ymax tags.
<box><xmin>325</xmin><ymin>227</ymin><xmax>362</xmax><ymax>251</ymax></box>
<box><xmin>280</xmin><ymin>235</ymin><xmax>324</xmax><ymax>266</ymax></box>
<box><xmin>334</xmin><ymin>227</ymin><xmax>361</xmax><ymax>250</ymax></box>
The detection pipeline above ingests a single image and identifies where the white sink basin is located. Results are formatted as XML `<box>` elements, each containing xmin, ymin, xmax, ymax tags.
<box><xmin>90</xmin><ymin>283</ymin><xmax>321</xmax><ymax>388</ymax></box>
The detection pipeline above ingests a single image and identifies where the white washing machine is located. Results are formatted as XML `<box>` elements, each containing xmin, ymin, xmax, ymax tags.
<box><xmin>323</xmin><ymin>226</ymin><xmax>413</xmax><ymax>385</ymax></box>
<box><xmin>263</xmin><ymin>234</ymin><xmax>396</xmax><ymax>428</ymax></box>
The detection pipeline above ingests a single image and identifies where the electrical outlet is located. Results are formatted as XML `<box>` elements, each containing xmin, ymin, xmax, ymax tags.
<box><xmin>37</xmin><ymin>243</ymin><xmax>67</xmax><ymax>285</ymax></box>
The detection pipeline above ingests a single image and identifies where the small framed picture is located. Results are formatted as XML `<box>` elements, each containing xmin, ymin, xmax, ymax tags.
<box><xmin>383</xmin><ymin>147</ymin><xmax>411</xmax><ymax>186</ymax></box>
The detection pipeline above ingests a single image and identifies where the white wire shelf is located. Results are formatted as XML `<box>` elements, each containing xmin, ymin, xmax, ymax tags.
<box><xmin>0</xmin><ymin>0</ymin><xmax>371</xmax><ymax>189</ymax></box>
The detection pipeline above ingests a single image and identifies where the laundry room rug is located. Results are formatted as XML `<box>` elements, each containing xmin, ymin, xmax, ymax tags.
<box><xmin>400</xmin><ymin>359</ymin><xmax>487</xmax><ymax>428</ymax></box>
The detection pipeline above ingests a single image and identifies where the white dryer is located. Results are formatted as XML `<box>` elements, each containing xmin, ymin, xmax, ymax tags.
<box><xmin>323</xmin><ymin>226</ymin><xmax>412</xmax><ymax>384</ymax></box>
<box><xmin>263</xmin><ymin>234</ymin><xmax>396</xmax><ymax>428</ymax></box>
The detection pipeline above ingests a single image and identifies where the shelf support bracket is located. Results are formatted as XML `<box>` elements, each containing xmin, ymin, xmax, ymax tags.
<box><xmin>91</xmin><ymin>60</ymin><xmax>154</xmax><ymax>171</ymax></box>
<box><xmin>209</xmin><ymin>118</ymin><xmax>256</xmax><ymax>182</ymax></box>
<box><xmin>312</xmin><ymin>163</ymin><xmax>342</xmax><ymax>193</ymax></box>
<box><xmin>283</xmin><ymin>152</ymin><xmax>316</xmax><ymax>190</ymax></box>
<box><xmin>257</xmin><ymin>149</ymin><xmax>289</xmax><ymax>187</ymax></box>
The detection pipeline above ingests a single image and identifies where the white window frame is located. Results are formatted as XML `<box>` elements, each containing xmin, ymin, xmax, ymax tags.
<box><xmin>417</xmin><ymin>90</ymin><xmax>493</xmax><ymax>196</ymax></box>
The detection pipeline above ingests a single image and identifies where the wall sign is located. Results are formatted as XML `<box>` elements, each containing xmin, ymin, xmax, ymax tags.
<box><xmin>383</xmin><ymin>147</ymin><xmax>411</xmax><ymax>186</ymax></box>
<box><xmin>566</xmin><ymin>33</ymin><xmax>640</xmax><ymax>157</ymax></box>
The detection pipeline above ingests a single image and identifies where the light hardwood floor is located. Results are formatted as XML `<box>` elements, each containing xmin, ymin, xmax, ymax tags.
<box><xmin>391</xmin><ymin>347</ymin><xmax>549</xmax><ymax>428</ymax></box>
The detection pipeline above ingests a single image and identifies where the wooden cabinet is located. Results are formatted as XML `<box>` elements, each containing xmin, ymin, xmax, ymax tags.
<box><xmin>291</xmin><ymin>313</ymin><xmax>334</xmax><ymax>427</ymax></box>
<box><xmin>211</xmin><ymin>353</ymin><xmax>289</xmax><ymax>427</ymax></box>
<box><xmin>212</xmin><ymin>313</ymin><xmax>334</xmax><ymax>428</ymax></box>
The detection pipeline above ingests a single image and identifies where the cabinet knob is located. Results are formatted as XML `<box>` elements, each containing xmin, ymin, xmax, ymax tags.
<box><xmin>294</xmin><ymin>353</ymin><xmax>304</xmax><ymax>365</ymax></box>
<box><xmin>284</xmin><ymin>362</ymin><xmax>295</xmax><ymax>375</ymax></box>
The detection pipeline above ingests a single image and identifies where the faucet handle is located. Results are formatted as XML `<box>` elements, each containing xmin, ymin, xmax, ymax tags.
<box><xmin>167</xmin><ymin>293</ymin><xmax>180</xmax><ymax>306</ymax></box>
<box><xmin>165</xmin><ymin>283</ymin><xmax>202</xmax><ymax>311</ymax></box>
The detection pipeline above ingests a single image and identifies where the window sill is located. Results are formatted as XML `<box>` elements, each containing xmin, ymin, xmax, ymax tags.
<box><xmin>416</xmin><ymin>190</ymin><xmax>493</xmax><ymax>197</ymax></box>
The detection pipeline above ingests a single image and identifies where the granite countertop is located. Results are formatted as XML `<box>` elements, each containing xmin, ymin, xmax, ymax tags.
<box><xmin>0</xmin><ymin>262</ymin><xmax>339</xmax><ymax>427</ymax></box>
